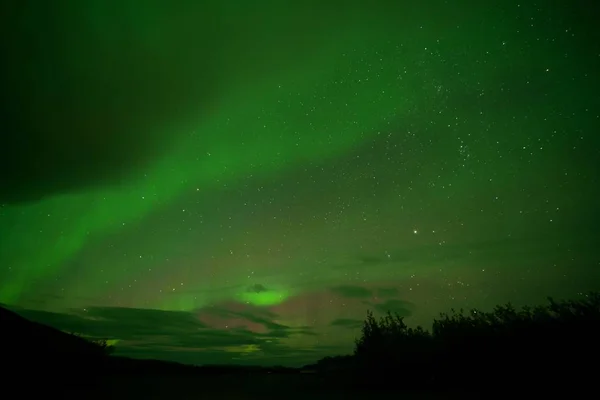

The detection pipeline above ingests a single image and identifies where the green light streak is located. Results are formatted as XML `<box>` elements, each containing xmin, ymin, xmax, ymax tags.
<box><xmin>0</xmin><ymin>29</ymin><xmax>421</xmax><ymax>306</ymax></box>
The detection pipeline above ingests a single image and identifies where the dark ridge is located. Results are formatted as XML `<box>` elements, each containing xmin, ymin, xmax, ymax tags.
<box><xmin>0</xmin><ymin>305</ymin><xmax>108</xmax><ymax>359</ymax></box>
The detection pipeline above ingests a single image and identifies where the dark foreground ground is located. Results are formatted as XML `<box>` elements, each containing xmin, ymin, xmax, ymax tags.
<box><xmin>49</xmin><ymin>374</ymin><xmax>466</xmax><ymax>400</ymax></box>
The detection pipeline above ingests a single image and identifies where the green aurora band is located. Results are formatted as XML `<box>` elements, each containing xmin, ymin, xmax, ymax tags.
<box><xmin>0</xmin><ymin>24</ymin><xmax>427</xmax><ymax>307</ymax></box>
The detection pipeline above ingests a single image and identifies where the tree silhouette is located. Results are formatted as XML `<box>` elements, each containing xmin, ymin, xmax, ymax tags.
<box><xmin>349</xmin><ymin>292</ymin><xmax>600</xmax><ymax>389</ymax></box>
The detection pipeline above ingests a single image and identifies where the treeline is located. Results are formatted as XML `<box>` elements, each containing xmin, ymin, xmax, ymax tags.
<box><xmin>327</xmin><ymin>292</ymin><xmax>600</xmax><ymax>389</ymax></box>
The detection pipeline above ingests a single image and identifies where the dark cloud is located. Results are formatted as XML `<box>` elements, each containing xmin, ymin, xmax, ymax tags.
<box><xmin>201</xmin><ymin>304</ymin><xmax>316</xmax><ymax>338</ymax></box>
<box><xmin>330</xmin><ymin>318</ymin><xmax>364</xmax><ymax>329</ymax></box>
<box><xmin>172</xmin><ymin>328</ymin><xmax>264</xmax><ymax>348</ymax></box>
<box><xmin>218</xmin><ymin>310</ymin><xmax>287</xmax><ymax>333</ymax></box>
<box><xmin>1</xmin><ymin>2</ymin><xmax>221</xmax><ymax>203</ymax></box>
<box><xmin>372</xmin><ymin>299</ymin><xmax>416</xmax><ymax>317</ymax></box>
<box><xmin>332</xmin><ymin>239</ymin><xmax>547</xmax><ymax>273</ymax></box>
<box><xmin>11</xmin><ymin>306</ymin><xmax>206</xmax><ymax>340</ymax></box>
<box><xmin>330</xmin><ymin>285</ymin><xmax>373</xmax><ymax>299</ymax></box>
<box><xmin>377</xmin><ymin>287</ymin><xmax>399</xmax><ymax>298</ymax></box>
<box><xmin>6</xmin><ymin>303</ymin><xmax>317</xmax><ymax>366</ymax></box>
<box><xmin>247</xmin><ymin>284</ymin><xmax>268</xmax><ymax>294</ymax></box>
<box><xmin>0</xmin><ymin>1</ymin><xmax>367</xmax><ymax>204</ymax></box>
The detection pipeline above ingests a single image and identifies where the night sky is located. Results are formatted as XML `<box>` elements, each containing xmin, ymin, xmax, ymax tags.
<box><xmin>1</xmin><ymin>0</ymin><xmax>599</xmax><ymax>366</ymax></box>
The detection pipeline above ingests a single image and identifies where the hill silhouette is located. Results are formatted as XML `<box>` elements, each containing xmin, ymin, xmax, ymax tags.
<box><xmin>0</xmin><ymin>305</ymin><xmax>112</xmax><ymax>359</ymax></box>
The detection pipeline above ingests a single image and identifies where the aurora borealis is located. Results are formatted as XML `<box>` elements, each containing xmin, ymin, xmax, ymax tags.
<box><xmin>1</xmin><ymin>0</ymin><xmax>599</xmax><ymax>366</ymax></box>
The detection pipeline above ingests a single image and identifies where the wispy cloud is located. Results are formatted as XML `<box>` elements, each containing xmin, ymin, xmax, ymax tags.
<box><xmin>376</xmin><ymin>287</ymin><xmax>399</xmax><ymax>298</ymax></box>
<box><xmin>330</xmin><ymin>318</ymin><xmax>363</xmax><ymax>329</ymax></box>
<box><xmin>330</xmin><ymin>285</ymin><xmax>372</xmax><ymax>299</ymax></box>
<box><xmin>247</xmin><ymin>284</ymin><xmax>268</xmax><ymax>294</ymax></box>
<box><xmin>370</xmin><ymin>299</ymin><xmax>416</xmax><ymax>317</ymax></box>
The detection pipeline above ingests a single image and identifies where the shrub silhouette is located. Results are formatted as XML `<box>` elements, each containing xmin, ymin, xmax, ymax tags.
<box><xmin>93</xmin><ymin>338</ymin><xmax>116</xmax><ymax>356</ymax></box>
<box><xmin>68</xmin><ymin>333</ymin><xmax>116</xmax><ymax>357</ymax></box>
<box><xmin>351</xmin><ymin>292</ymin><xmax>600</xmax><ymax>389</ymax></box>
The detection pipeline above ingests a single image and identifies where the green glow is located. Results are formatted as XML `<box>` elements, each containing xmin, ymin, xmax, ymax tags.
<box><xmin>0</xmin><ymin>22</ymin><xmax>420</xmax><ymax>305</ymax></box>
<box><xmin>237</xmin><ymin>290</ymin><xmax>290</xmax><ymax>307</ymax></box>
